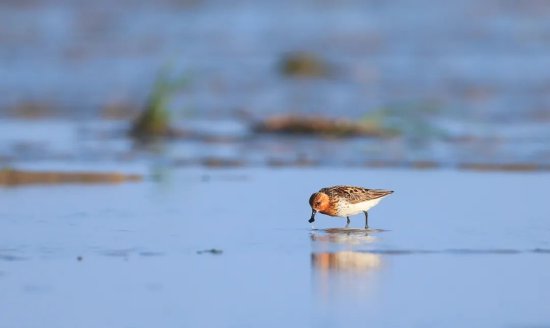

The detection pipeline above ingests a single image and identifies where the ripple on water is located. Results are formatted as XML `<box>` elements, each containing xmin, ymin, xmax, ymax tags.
<box><xmin>0</xmin><ymin>249</ymin><xmax>27</xmax><ymax>262</ymax></box>
<box><xmin>99</xmin><ymin>248</ymin><xmax>165</xmax><ymax>258</ymax></box>
<box><xmin>358</xmin><ymin>249</ymin><xmax>550</xmax><ymax>255</ymax></box>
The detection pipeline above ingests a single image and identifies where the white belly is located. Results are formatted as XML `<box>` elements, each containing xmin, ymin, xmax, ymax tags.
<box><xmin>336</xmin><ymin>198</ymin><xmax>383</xmax><ymax>217</ymax></box>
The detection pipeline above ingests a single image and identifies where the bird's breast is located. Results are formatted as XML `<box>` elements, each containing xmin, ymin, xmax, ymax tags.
<box><xmin>334</xmin><ymin>198</ymin><xmax>382</xmax><ymax>217</ymax></box>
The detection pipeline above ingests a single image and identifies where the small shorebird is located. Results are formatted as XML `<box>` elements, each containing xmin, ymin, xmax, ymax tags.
<box><xmin>308</xmin><ymin>185</ymin><xmax>393</xmax><ymax>229</ymax></box>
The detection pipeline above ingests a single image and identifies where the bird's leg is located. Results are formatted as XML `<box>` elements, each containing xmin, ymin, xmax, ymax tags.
<box><xmin>345</xmin><ymin>216</ymin><xmax>350</xmax><ymax>228</ymax></box>
<box><xmin>363</xmin><ymin>211</ymin><xmax>369</xmax><ymax>229</ymax></box>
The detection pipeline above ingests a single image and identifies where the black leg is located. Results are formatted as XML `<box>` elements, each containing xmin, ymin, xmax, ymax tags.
<box><xmin>363</xmin><ymin>211</ymin><xmax>369</xmax><ymax>229</ymax></box>
<box><xmin>346</xmin><ymin>217</ymin><xmax>350</xmax><ymax>225</ymax></box>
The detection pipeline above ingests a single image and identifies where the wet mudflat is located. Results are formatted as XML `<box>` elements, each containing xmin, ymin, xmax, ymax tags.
<box><xmin>0</xmin><ymin>168</ymin><xmax>549</xmax><ymax>327</ymax></box>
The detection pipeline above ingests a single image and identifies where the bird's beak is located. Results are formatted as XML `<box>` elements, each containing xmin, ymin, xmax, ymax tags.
<box><xmin>309</xmin><ymin>209</ymin><xmax>317</xmax><ymax>223</ymax></box>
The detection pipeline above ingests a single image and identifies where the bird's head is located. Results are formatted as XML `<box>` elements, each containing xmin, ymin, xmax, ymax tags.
<box><xmin>309</xmin><ymin>192</ymin><xmax>330</xmax><ymax>212</ymax></box>
<box><xmin>308</xmin><ymin>192</ymin><xmax>329</xmax><ymax>223</ymax></box>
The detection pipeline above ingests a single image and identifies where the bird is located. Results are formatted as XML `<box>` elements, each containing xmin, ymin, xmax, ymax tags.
<box><xmin>308</xmin><ymin>185</ymin><xmax>393</xmax><ymax>229</ymax></box>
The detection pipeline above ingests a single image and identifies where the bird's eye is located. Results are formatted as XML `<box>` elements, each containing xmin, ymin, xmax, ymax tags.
<box><xmin>315</xmin><ymin>201</ymin><xmax>321</xmax><ymax>206</ymax></box>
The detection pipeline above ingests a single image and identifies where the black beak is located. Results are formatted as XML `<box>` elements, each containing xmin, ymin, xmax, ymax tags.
<box><xmin>309</xmin><ymin>209</ymin><xmax>316</xmax><ymax>223</ymax></box>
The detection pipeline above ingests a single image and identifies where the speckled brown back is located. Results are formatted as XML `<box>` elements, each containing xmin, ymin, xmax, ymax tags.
<box><xmin>320</xmin><ymin>186</ymin><xmax>393</xmax><ymax>204</ymax></box>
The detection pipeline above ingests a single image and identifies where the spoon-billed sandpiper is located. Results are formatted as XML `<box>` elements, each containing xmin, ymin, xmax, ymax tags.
<box><xmin>309</xmin><ymin>185</ymin><xmax>393</xmax><ymax>229</ymax></box>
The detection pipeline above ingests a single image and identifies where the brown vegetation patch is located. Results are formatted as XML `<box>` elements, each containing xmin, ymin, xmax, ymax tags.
<box><xmin>253</xmin><ymin>115</ymin><xmax>390</xmax><ymax>137</ymax></box>
<box><xmin>201</xmin><ymin>158</ymin><xmax>243</xmax><ymax>168</ymax></box>
<box><xmin>0</xmin><ymin>169</ymin><xmax>142</xmax><ymax>186</ymax></box>
<box><xmin>410</xmin><ymin>161</ymin><xmax>441</xmax><ymax>169</ymax></box>
<box><xmin>279</xmin><ymin>52</ymin><xmax>328</xmax><ymax>77</ymax></box>
<box><xmin>458</xmin><ymin>163</ymin><xmax>547</xmax><ymax>172</ymax></box>
<box><xmin>6</xmin><ymin>101</ymin><xmax>57</xmax><ymax>119</ymax></box>
<box><xmin>101</xmin><ymin>101</ymin><xmax>139</xmax><ymax>120</ymax></box>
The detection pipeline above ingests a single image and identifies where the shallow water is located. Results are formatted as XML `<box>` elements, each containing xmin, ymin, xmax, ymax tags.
<box><xmin>1</xmin><ymin>168</ymin><xmax>549</xmax><ymax>327</ymax></box>
<box><xmin>1</xmin><ymin>119</ymin><xmax>549</xmax><ymax>171</ymax></box>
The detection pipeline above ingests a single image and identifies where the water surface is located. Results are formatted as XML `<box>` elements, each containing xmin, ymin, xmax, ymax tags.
<box><xmin>1</xmin><ymin>168</ymin><xmax>549</xmax><ymax>327</ymax></box>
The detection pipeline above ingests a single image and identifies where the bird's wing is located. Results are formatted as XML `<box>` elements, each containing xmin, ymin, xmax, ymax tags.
<box><xmin>322</xmin><ymin>186</ymin><xmax>393</xmax><ymax>204</ymax></box>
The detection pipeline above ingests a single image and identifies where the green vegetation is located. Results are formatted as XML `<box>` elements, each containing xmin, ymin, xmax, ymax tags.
<box><xmin>130</xmin><ymin>66</ymin><xmax>188</xmax><ymax>139</ymax></box>
<box><xmin>361</xmin><ymin>102</ymin><xmax>446</xmax><ymax>141</ymax></box>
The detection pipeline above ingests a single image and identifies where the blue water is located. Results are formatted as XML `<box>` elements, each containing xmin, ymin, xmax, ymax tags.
<box><xmin>2</xmin><ymin>0</ymin><xmax>550</xmax><ymax>122</ymax></box>
<box><xmin>1</xmin><ymin>168</ymin><xmax>549</xmax><ymax>327</ymax></box>
<box><xmin>1</xmin><ymin>1</ymin><xmax>550</xmax><ymax>324</ymax></box>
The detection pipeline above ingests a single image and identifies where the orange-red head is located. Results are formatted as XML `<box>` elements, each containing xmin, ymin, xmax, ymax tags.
<box><xmin>308</xmin><ymin>192</ymin><xmax>330</xmax><ymax>223</ymax></box>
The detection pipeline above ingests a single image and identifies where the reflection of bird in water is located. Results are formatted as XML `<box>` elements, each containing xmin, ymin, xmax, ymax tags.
<box><xmin>310</xmin><ymin>228</ymin><xmax>378</xmax><ymax>245</ymax></box>
<box><xmin>310</xmin><ymin>229</ymin><xmax>382</xmax><ymax>272</ymax></box>
<box><xmin>308</xmin><ymin>185</ymin><xmax>393</xmax><ymax>229</ymax></box>
<box><xmin>310</xmin><ymin>228</ymin><xmax>384</xmax><ymax>301</ymax></box>
<box><xmin>312</xmin><ymin>251</ymin><xmax>381</xmax><ymax>272</ymax></box>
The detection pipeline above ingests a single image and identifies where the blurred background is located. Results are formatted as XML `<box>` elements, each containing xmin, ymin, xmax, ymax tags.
<box><xmin>1</xmin><ymin>0</ymin><xmax>549</xmax><ymax>170</ymax></box>
<box><xmin>2</xmin><ymin>1</ymin><xmax>550</xmax><ymax>327</ymax></box>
